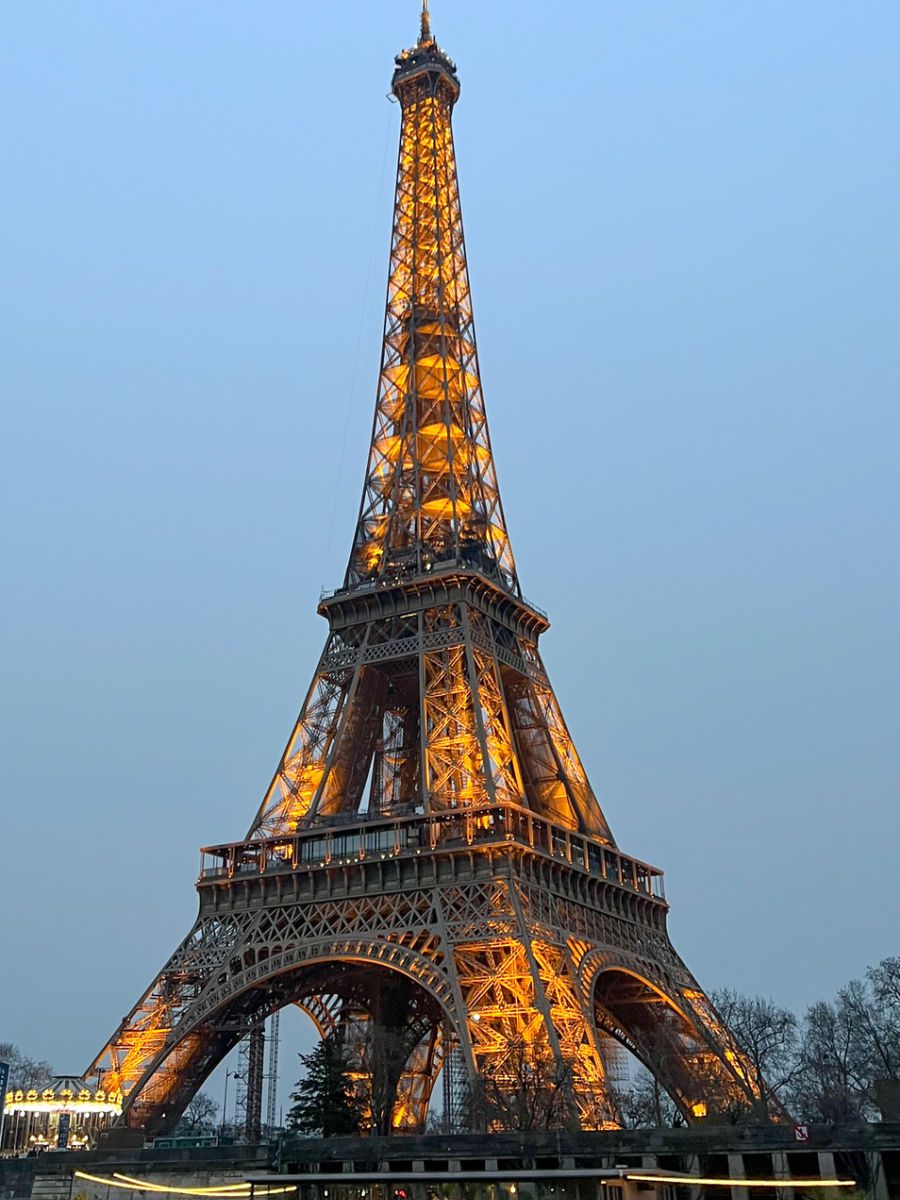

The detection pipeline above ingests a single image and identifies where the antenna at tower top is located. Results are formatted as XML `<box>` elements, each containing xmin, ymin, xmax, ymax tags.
<box><xmin>420</xmin><ymin>0</ymin><xmax>432</xmax><ymax>43</ymax></box>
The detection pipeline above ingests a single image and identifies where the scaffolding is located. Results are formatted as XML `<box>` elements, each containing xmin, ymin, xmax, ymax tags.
<box><xmin>234</xmin><ymin>1025</ymin><xmax>265</xmax><ymax>1142</ymax></box>
<box><xmin>266</xmin><ymin>1011</ymin><xmax>280</xmax><ymax>1130</ymax></box>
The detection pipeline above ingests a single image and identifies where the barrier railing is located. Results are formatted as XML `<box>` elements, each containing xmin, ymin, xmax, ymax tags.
<box><xmin>199</xmin><ymin>806</ymin><xmax>664</xmax><ymax>902</ymax></box>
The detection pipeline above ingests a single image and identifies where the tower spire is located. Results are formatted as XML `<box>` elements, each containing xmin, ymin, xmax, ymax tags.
<box><xmin>347</xmin><ymin>18</ymin><xmax>517</xmax><ymax>596</ymax></box>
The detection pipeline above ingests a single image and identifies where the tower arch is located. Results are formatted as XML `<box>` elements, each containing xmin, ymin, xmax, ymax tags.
<box><xmin>588</xmin><ymin>959</ymin><xmax>760</xmax><ymax>1122</ymax></box>
<box><xmin>120</xmin><ymin>947</ymin><xmax>461</xmax><ymax>1137</ymax></box>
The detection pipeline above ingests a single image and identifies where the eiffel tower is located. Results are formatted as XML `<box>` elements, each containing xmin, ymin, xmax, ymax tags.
<box><xmin>88</xmin><ymin>6</ymin><xmax>767</xmax><ymax>1136</ymax></box>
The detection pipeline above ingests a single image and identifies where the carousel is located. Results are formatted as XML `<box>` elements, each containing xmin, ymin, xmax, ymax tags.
<box><xmin>1</xmin><ymin>1075</ymin><xmax>123</xmax><ymax>1154</ymax></box>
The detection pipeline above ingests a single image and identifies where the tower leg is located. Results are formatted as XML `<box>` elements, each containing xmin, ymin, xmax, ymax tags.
<box><xmin>441</xmin><ymin>876</ymin><xmax>616</xmax><ymax>1130</ymax></box>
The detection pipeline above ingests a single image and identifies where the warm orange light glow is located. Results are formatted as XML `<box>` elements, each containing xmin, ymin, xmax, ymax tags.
<box><xmin>347</xmin><ymin>77</ymin><xmax>517</xmax><ymax>595</ymax></box>
<box><xmin>625</xmin><ymin>1176</ymin><xmax>855</xmax><ymax>1190</ymax></box>
<box><xmin>73</xmin><ymin>1172</ymin><xmax>298</xmax><ymax>1198</ymax></box>
<box><xmin>113</xmin><ymin>1176</ymin><xmax>255</xmax><ymax>1195</ymax></box>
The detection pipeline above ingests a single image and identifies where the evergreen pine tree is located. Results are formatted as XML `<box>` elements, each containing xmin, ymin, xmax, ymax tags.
<box><xmin>286</xmin><ymin>1038</ymin><xmax>363</xmax><ymax>1136</ymax></box>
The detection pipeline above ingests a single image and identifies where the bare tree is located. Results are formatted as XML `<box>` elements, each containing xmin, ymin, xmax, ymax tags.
<box><xmin>0</xmin><ymin>1043</ymin><xmax>54</xmax><ymax>1090</ymax></box>
<box><xmin>178</xmin><ymin>1090</ymin><xmax>220</xmax><ymax>1133</ymax></box>
<box><xmin>357</xmin><ymin>1022</ymin><xmax>416</xmax><ymax>1136</ymax></box>
<box><xmin>790</xmin><ymin>998</ymin><xmax>868</xmax><ymax>1122</ymax></box>
<box><xmin>808</xmin><ymin>963</ymin><xmax>900</xmax><ymax>1120</ymax></box>
<box><xmin>868</xmin><ymin>957</ymin><xmax>900</xmax><ymax>1015</ymax></box>
<box><xmin>711</xmin><ymin>989</ymin><xmax>799</xmax><ymax>1119</ymax></box>
<box><xmin>789</xmin><ymin>965</ymin><xmax>900</xmax><ymax>1123</ymax></box>
<box><xmin>614</xmin><ymin>1067</ymin><xmax>684</xmax><ymax>1129</ymax></box>
<box><xmin>466</xmin><ymin>1040</ymin><xmax>578</xmax><ymax>1132</ymax></box>
<box><xmin>854</xmin><ymin>960</ymin><xmax>900</xmax><ymax>1117</ymax></box>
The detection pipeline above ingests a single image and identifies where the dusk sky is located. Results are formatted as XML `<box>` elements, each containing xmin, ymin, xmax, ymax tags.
<box><xmin>2</xmin><ymin>1</ymin><xmax>898</xmax><ymax>1116</ymax></box>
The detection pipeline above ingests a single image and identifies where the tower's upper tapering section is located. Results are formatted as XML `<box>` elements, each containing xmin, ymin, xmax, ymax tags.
<box><xmin>345</xmin><ymin>15</ymin><xmax>519</xmax><ymax>598</ymax></box>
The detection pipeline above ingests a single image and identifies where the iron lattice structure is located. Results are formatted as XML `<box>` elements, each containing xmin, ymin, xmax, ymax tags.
<box><xmin>87</xmin><ymin>11</ymin><xmax>770</xmax><ymax>1136</ymax></box>
<box><xmin>234</xmin><ymin>1025</ymin><xmax>264</xmax><ymax>1143</ymax></box>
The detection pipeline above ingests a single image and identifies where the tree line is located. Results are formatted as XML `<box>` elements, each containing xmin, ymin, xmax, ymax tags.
<box><xmin>618</xmin><ymin>957</ymin><xmax>900</xmax><ymax>1127</ymax></box>
<box><xmin>0</xmin><ymin>1044</ymin><xmax>54</xmax><ymax>1091</ymax></box>
<box><xmin>4</xmin><ymin>955</ymin><xmax>897</xmax><ymax>1135</ymax></box>
<box><xmin>285</xmin><ymin>956</ymin><xmax>900</xmax><ymax>1135</ymax></box>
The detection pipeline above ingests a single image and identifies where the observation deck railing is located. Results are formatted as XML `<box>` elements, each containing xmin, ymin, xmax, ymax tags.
<box><xmin>318</xmin><ymin>557</ymin><xmax>547</xmax><ymax>621</ymax></box>
<box><xmin>198</xmin><ymin>805</ymin><xmax>665</xmax><ymax>903</ymax></box>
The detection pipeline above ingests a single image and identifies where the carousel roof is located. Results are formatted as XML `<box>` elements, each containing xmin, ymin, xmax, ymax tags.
<box><xmin>48</xmin><ymin>1075</ymin><xmax>91</xmax><ymax>1094</ymax></box>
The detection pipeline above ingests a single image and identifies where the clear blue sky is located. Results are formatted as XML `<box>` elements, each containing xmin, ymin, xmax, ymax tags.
<box><xmin>1</xmin><ymin>0</ymin><xmax>898</xmax><ymax>1103</ymax></box>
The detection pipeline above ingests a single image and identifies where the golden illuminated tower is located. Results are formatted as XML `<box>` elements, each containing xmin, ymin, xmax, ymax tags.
<box><xmin>87</xmin><ymin>11</ymin><xmax>769</xmax><ymax>1135</ymax></box>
